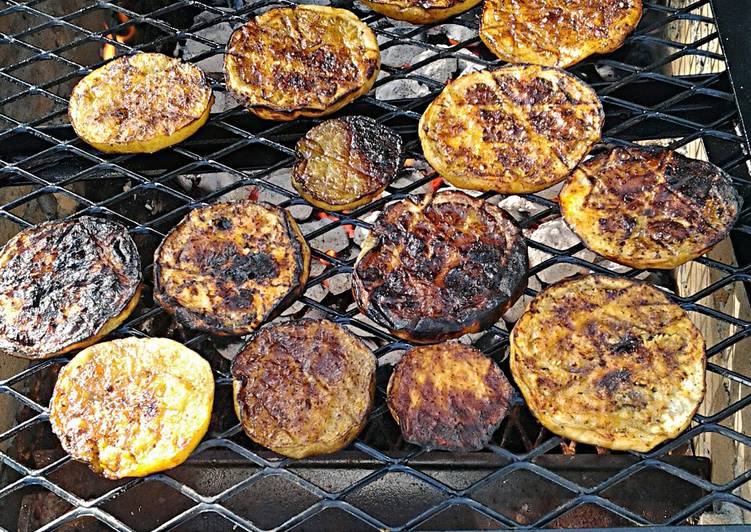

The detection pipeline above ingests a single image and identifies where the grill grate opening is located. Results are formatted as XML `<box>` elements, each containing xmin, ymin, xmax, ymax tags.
<box><xmin>1</xmin><ymin>0</ymin><xmax>751</xmax><ymax>530</ymax></box>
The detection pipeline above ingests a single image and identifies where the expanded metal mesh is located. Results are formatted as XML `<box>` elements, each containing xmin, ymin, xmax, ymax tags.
<box><xmin>0</xmin><ymin>0</ymin><xmax>750</xmax><ymax>530</ymax></box>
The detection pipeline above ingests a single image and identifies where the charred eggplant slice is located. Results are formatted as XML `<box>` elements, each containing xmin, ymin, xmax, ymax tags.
<box><xmin>560</xmin><ymin>146</ymin><xmax>742</xmax><ymax>269</ymax></box>
<box><xmin>69</xmin><ymin>53</ymin><xmax>213</xmax><ymax>153</ymax></box>
<box><xmin>224</xmin><ymin>6</ymin><xmax>380</xmax><ymax>121</ymax></box>
<box><xmin>0</xmin><ymin>217</ymin><xmax>141</xmax><ymax>360</ymax></box>
<box><xmin>232</xmin><ymin>319</ymin><xmax>376</xmax><ymax>459</ymax></box>
<box><xmin>353</xmin><ymin>190</ymin><xmax>527</xmax><ymax>343</ymax></box>
<box><xmin>293</xmin><ymin>116</ymin><xmax>402</xmax><ymax>211</ymax></box>
<box><xmin>481</xmin><ymin>0</ymin><xmax>643</xmax><ymax>68</ymax></box>
<box><xmin>154</xmin><ymin>200</ymin><xmax>310</xmax><ymax>336</ymax></box>
<box><xmin>510</xmin><ymin>275</ymin><xmax>705</xmax><ymax>452</ymax></box>
<box><xmin>387</xmin><ymin>342</ymin><xmax>514</xmax><ymax>451</ymax></box>
<box><xmin>50</xmin><ymin>337</ymin><xmax>214</xmax><ymax>479</ymax></box>
<box><xmin>419</xmin><ymin>66</ymin><xmax>604</xmax><ymax>194</ymax></box>
<box><xmin>362</xmin><ymin>0</ymin><xmax>481</xmax><ymax>24</ymax></box>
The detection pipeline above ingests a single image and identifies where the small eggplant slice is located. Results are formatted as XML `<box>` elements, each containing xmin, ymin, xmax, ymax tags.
<box><xmin>293</xmin><ymin>116</ymin><xmax>402</xmax><ymax>211</ymax></box>
<box><xmin>232</xmin><ymin>319</ymin><xmax>376</xmax><ymax>459</ymax></box>
<box><xmin>353</xmin><ymin>190</ymin><xmax>527</xmax><ymax>343</ymax></box>
<box><xmin>560</xmin><ymin>146</ymin><xmax>742</xmax><ymax>269</ymax></box>
<box><xmin>0</xmin><ymin>216</ymin><xmax>142</xmax><ymax>360</ymax></box>
<box><xmin>387</xmin><ymin>342</ymin><xmax>514</xmax><ymax>451</ymax></box>
<box><xmin>154</xmin><ymin>200</ymin><xmax>310</xmax><ymax>336</ymax></box>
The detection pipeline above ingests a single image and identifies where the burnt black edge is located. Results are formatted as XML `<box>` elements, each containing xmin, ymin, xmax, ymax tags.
<box><xmin>710</xmin><ymin>0</ymin><xmax>751</xmax><ymax>152</ymax></box>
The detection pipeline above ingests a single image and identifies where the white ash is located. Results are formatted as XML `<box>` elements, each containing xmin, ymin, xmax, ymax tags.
<box><xmin>211</xmin><ymin>91</ymin><xmax>242</xmax><ymax>114</ymax></box>
<box><xmin>594</xmin><ymin>63</ymin><xmax>618</xmax><ymax>82</ymax></box>
<box><xmin>324</xmin><ymin>273</ymin><xmax>351</xmax><ymax>296</ymax></box>
<box><xmin>347</xmin><ymin>303</ymin><xmax>391</xmax><ymax>338</ymax></box>
<box><xmin>303</xmin><ymin>219</ymin><xmax>350</xmax><ymax>253</ymax></box>
<box><xmin>496</xmin><ymin>195</ymin><xmax>547</xmax><ymax>221</ymax></box>
<box><xmin>256</xmin><ymin>168</ymin><xmax>312</xmax><ymax>221</ymax></box>
<box><xmin>503</xmin><ymin>276</ymin><xmax>541</xmax><ymax>323</ymax></box>
<box><xmin>533</xmin><ymin>181</ymin><xmax>564</xmax><ymax>201</ymax></box>
<box><xmin>442</xmin><ymin>181</ymin><xmax>484</xmax><ymax>198</ymax></box>
<box><xmin>354</xmin><ymin>211</ymin><xmax>379</xmax><ymax>247</ymax></box>
<box><xmin>376</xmin><ymin>76</ymin><xmax>431</xmax><ymax>101</ymax></box>
<box><xmin>378</xmin><ymin>349</ymin><xmax>405</xmax><ymax>367</ymax></box>
<box><xmin>380</xmin><ymin>44</ymin><xmax>427</xmax><ymax>67</ymax></box>
<box><xmin>214</xmin><ymin>339</ymin><xmax>245</xmax><ymax>361</ymax></box>
<box><xmin>527</xmin><ymin>218</ymin><xmax>596</xmax><ymax>284</ymax></box>
<box><xmin>410</xmin><ymin>49</ymin><xmax>457</xmax><ymax>84</ymax></box>
<box><xmin>176</xmin><ymin>11</ymin><xmax>234</xmax><ymax>73</ymax></box>
<box><xmin>428</xmin><ymin>23</ymin><xmax>477</xmax><ymax>43</ymax></box>
<box><xmin>303</xmin><ymin>282</ymin><xmax>328</xmax><ymax>303</ymax></box>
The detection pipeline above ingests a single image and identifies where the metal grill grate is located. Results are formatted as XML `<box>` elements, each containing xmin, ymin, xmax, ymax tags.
<box><xmin>1</xmin><ymin>0</ymin><xmax>751</xmax><ymax>530</ymax></box>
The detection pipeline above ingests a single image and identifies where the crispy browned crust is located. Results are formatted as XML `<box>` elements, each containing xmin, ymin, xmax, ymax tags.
<box><xmin>153</xmin><ymin>200</ymin><xmax>310</xmax><ymax>336</ymax></box>
<box><xmin>0</xmin><ymin>217</ymin><xmax>141</xmax><ymax>360</ymax></box>
<box><xmin>50</xmin><ymin>337</ymin><xmax>214</xmax><ymax>479</ymax></box>
<box><xmin>480</xmin><ymin>0</ymin><xmax>643</xmax><ymax>68</ymax></box>
<box><xmin>510</xmin><ymin>275</ymin><xmax>706</xmax><ymax>452</ymax></box>
<box><xmin>361</xmin><ymin>0</ymin><xmax>482</xmax><ymax>24</ymax></box>
<box><xmin>353</xmin><ymin>190</ymin><xmax>527</xmax><ymax>343</ymax></box>
<box><xmin>418</xmin><ymin>65</ymin><xmax>604</xmax><ymax>194</ymax></box>
<box><xmin>292</xmin><ymin>116</ymin><xmax>402</xmax><ymax>211</ymax></box>
<box><xmin>387</xmin><ymin>342</ymin><xmax>513</xmax><ymax>451</ymax></box>
<box><xmin>224</xmin><ymin>6</ymin><xmax>380</xmax><ymax>121</ymax></box>
<box><xmin>560</xmin><ymin>147</ymin><xmax>742</xmax><ymax>270</ymax></box>
<box><xmin>68</xmin><ymin>53</ymin><xmax>213</xmax><ymax>151</ymax></box>
<box><xmin>231</xmin><ymin>319</ymin><xmax>376</xmax><ymax>458</ymax></box>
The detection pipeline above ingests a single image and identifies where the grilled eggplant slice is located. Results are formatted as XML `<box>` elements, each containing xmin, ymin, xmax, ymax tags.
<box><xmin>419</xmin><ymin>66</ymin><xmax>604</xmax><ymax>194</ymax></box>
<box><xmin>510</xmin><ymin>275</ymin><xmax>705</xmax><ymax>452</ymax></box>
<box><xmin>388</xmin><ymin>342</ymin><xmax>514</xmax><ymax>451</ymax></box>
<box><xmin>481</xmin><ymin>0</ymin><xmax>643</xmax><ymax>68</ymax></box>
<box><xmin>353</xmin><ymin>190</ymin><xmax>527</xmax><ymax>343</ymax></box>
<box><xmin>50</xmin><ymin>337</ymin><xmax>214</xmax><ymax>479</ymax></box>
<box><xmin>154</xmin><ymin>200</ymin><xmax>310</xmax><ymax>336</ymax></box>
<box><xmin>560</xmin><ymin>147</ymin><xmax>742</xmax><ymax>269</ymax></box>
<box><xmin>69</xmin><ymin>53</ymin><xmax>213</xmax><ymax>153</ymax></box>
<box><xmin>293</xmin><ymin>116</ymin><xmax>402</xmax><ymax>211</ymax></box>
<box><xmin>0</xmin><ymin>217</ymin><xmax>141</xmax><ymax>360</ymax></box>
<box><xmin>224</xmin><ymin>6</ymin><xmax>380</xmax><ymax>121</ymax></box>
<box><xmin>362</xmin><ymin>0</ymin><xmax>481</xmax><ymax>24</ymax></box>
<box><xmin>232</xmin><ymin>319</ymin><xmax>376</xmax><ymax>459</ymax></box>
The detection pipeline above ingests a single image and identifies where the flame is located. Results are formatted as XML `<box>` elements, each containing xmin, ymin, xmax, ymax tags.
<box><xmin>102</xmin><ymin>12</ymin><xmax>137</xmax><ymax>61</ymax></box>
<box><xmin>318</xmin><ymin>249</ymin><xmax>338</xmax><ymax>285</ymax></box>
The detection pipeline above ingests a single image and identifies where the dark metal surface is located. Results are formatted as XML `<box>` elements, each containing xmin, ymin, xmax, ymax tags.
<box><xmin>0</xmin><ymin>0</ymin><xmax>750</xmax><ymax>530</ymax></box>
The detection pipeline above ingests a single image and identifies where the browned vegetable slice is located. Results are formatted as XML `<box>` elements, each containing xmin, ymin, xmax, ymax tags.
<box><xmin>69</xmin><ymin>53</ymin><xmax>213</xmax><ymax>153</ymax></box>
<box><xmin>232</xmin><ymin>319</ymin><xmax>376</xmax><ymax>458</ymax></box>
<box><xmin>481</xmin><ymin>0</ymin><xmax>643</xmax><ymax>68</ymax></box>
<box><xmin>224</xmin><ymin>6</ymin><xmax>380</xmax><ymax>121</ymax></box>
<box><xmin>387</xmin><ymin>342</ymin><xmax>514</xmax><ymax>451</ymax></box>
<box><xmin>154</xmin><ymin>200</ymin><xmax>310</xmax><ymax>336</ymax></box>
<box><xmin>50</xmin><ymin>337</ymin><xmax>214</xmax><ymax>479</ymax></box>
<box><xmin>560</xmin><ymin>146</ymin><xmax>742</xmax><ymax>269</ymax></box>
<box><xmin>353</xmin><ymin>190</ymin><xmax>527</xmax><ymax>343</ymax></box>
<box><xmin>0</xmin><ymin>217</ymin><xmax>142</xmax><ymax>360</ymax></box>
<box><xmin>292</xmin><ymin>116</ymin><xmax>402</xmax><ymax>211</ymax></box>
<box><xmin>362</xmin><ymin>0</ymin><xmax>481</xmax><ymax>24</ymax></box>
<box><xmin>419</xmin><ymin>66</ymin><xmax>604</xmax><ymax>194</ymax></box>
<box><xmin>510</xmin><ymin>275</ymin><xmax>706</xmax><ymax>452</ymax></box>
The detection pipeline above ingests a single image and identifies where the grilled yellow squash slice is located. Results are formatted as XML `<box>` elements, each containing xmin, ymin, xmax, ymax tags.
<box><xmin>388</xmin><ymin>342</ymin><xmax>514</xmax><ymax>451</ymax></box>
<box><xmin>0</xmin><ymin>217</ymin><xmax>141</xmax><ymax>360</ymax></box>
<box><xmin>511</xmin><ymin>275</ymin><xmax>705</xmax><ymax>452</ymax></box>
<box><xmin>560</xmin><ymin>146</ymin><xmax>741</xmax><ymax>269</ymax></box>
<box><xmin>481</xmin><ymin>0</ymin><xmax>643</xmax><ymax>68</ymax></box>
<box><xmin>50</xmin><ymin>337</ymin><xmax>214</xmax><ymax>479</ymax></box>
<box><xmin>69</xmin><ymin>53</ymin><xmax>213</xmax><ymax>153</ymax></box>
<box><xmin>224</xmin><ymin>6</ymin><xmax>380</xmax><ymax>121</ymax></box>
<box><xmin>154</xmin><ymin>200</ymin><xmax>310</xmax><ymax>336</ymax></box>
<box><xmin>232</xmin><ymin>319</ymin><xmax>376</xmax><ymax>459</ymax></box>
<box><xmin>293</xmin><ymin>116</ymin><xmax>402</xmax><ymax>211</ymax></box>
<box><xmin>362</xmin><ymin>0</ymin><xmax>481</xmax><ymax>24</ymax></box>
<box><xmin>353</xmin><ymin>190</ymin><xmax>527</xmax><ymax>343</ymax></box>
<box><xmin>419</xmin><ymin>65</ymin><xmax>604</xmax><ymax>194</ymax></box>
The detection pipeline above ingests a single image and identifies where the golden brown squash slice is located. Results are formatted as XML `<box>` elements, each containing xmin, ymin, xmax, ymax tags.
<box><xmin>362</xmin><ymin>0</ymin><xmax>481</xmax><ymax>24</ymax></box>
<box><xmin>292</xmin><ymin>116</ymin><xmax>402</xmax><ymax>211</ymax></box>
<box><xmin>154</xmin><ymin>200</ymin><xmax>310</xmax><ymax>336</ymax></box>
<box><xmin>511</xmin><ymin>275</ymin><xmax>705</xmax><ymax>452</ymax></box>
<box><xmin>50</xmin><ymin>337</ymin><xmax>214</xmax><ymax>479</ymax></box>
<box><xmin>419</xmin><ymin>65</ymin><xmax>604</xmax><ymax>194</ymax></box>
<box><xmin>232</xmin><ymin>319</ymin><xmax>376</xmax><ymax>459</ymax></box>
<box><xmin>388</xmin><ymin>342</ymin><xmax>514</xmax><ymax>451</ymax></box>
<box><xmin>224</xmin><ymin>6</ymin><xmax>380</xmax><ymax>121</ymax></box>
<box><xmin>481</xmin><ymin>0</ymin><xmax>643</xmax><ymax>68</ymax></box>
<box><xmin>353</xmin><ymin>190</ymin><xmax>527</xmax><ymax>343</ymax></box>
<box><xmin>0</xmin><ymin>217</ymin><xmax>141</xmax><ymax>360</ymax></box>
<box><xmin>69</xmin><ymin>53</ymin><xmax>213</xmax><ymax>153</ymax></box>
<box><xmin>560</xmin><ymin>146</ymin><xmax>742</xmax><ymax>269</ymax></box>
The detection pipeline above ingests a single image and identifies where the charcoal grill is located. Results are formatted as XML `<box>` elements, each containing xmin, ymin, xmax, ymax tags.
<box><xmin>1</xmin><ymin>0</ymin><xmax>751</xmax><ymax>530</ymax></box>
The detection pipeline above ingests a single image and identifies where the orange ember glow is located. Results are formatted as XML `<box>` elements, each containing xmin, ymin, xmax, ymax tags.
<box><xmin>430</xmin><ymin>177</ymin><xmax>444</xmax><ymax>192</ymax></box>
<box><xmin>102</xmin><ymin>12</ymin><xmax>137</xmax><ymax>61</ymax></box>
<box><xmin>318</xmin><ymin>249</ymin><xmax>338</xmax><ymax>276</ymax></box>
